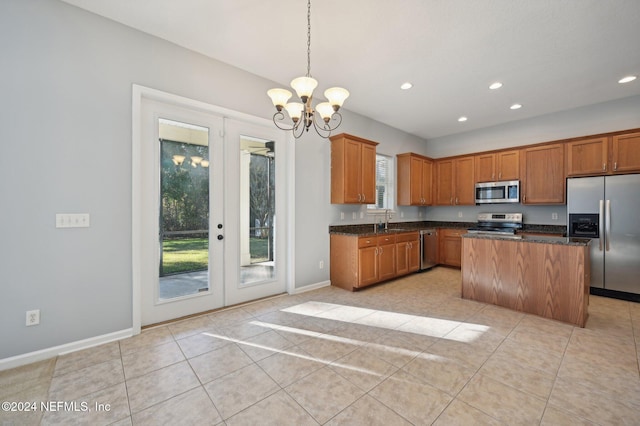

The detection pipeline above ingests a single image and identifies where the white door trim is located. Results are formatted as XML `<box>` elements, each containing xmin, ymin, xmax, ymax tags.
<box><xmin>132</xmin><ymin>84</ymin><xmax>295</xmax><ymax>334</ymax></box>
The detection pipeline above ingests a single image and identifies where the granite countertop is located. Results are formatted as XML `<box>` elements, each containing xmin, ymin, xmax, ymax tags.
<box><xmin>329</xmin><ymin>221</ymin><xmax>566</xmax><ymax>237</ymax></box>
<box><xmin>462</xmin><ymin>233</ymin><xmax>590</xmax><ymax>246</ymax></box>
<box><xmin>329</xmin><ymin>221</ymin><xmax>474</xmax><ymax>236</ymax></box>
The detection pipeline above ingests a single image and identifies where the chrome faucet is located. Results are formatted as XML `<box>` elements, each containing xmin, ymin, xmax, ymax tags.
<box><xmin>384</xmin><ymin>209</ymin><xmax>392</xmax><ymax>230</ymax></box>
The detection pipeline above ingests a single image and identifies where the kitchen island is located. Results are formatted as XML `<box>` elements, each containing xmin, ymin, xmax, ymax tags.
<box><xmin>461</xmin><ymin>234</ymin><xmax>590</xmax><ymax>327</ymax></box>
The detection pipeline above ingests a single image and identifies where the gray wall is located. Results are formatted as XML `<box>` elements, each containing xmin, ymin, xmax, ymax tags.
<box><xmin>2</xmin><ymin>0</ymin><xmax>638</xmax><ymax>361</ymax></box>
<box><xmin>0</xmin><ymin>0</ymin><xmax>429</xmax><ymax>359</ymax></box>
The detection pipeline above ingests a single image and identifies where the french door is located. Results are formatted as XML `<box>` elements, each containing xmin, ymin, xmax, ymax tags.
<box><xmin>136</xmin><ymin>93</ymin><xmax>287</xmax><ymax>327</ymax></box>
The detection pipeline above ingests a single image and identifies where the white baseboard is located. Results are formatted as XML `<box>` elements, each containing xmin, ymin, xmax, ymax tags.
<box><xmin>0</xmin><ymin>328</ymin><xmax>134</xmax><ymax>371</ymax></box>
<box><xmin>291</xmin><ymin>280</ymin><xmax>331</xmax><ymax>294</ymax></box>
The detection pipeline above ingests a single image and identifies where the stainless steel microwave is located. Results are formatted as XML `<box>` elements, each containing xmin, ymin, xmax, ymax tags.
<box><xmin>475</xmin><ymin>180</ymin><xmax>520</xmax><ymax>204</ymax></box>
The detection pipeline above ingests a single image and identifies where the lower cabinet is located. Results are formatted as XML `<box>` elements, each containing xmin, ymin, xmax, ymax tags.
<box><xmin>396</xmin><ymin>232</ymin><xmax>420</xmax><ymax>275</ymax></box>
<box><xmin>439</xmin><ymin>228</ymin><xmax>464</xmax><ymax>267</ymax></box>
<box><xmin>331</xmin><ymin>231</ymin><xmax>419</xmax><ymax>291</ymax></box>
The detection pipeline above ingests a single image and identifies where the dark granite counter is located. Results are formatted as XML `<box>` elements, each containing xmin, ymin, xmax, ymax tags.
<box><xmin>462</xmin><ymin>233</ymin><xmax>590</xmax><ymax>246</ymax></box>
<box><xmin>329</xmin><ymin>221</ymin><xmax>474</xmax><ymax>236</ymax></box>
<box><xmin>329</xmin><ymin>221</ymin><xmax>566</xmax><ymax>236</ymax></box>
<box><xmin>518</xmin><ymin>224</ymin><xmax>566</xmax><ymax>236</ymax></box>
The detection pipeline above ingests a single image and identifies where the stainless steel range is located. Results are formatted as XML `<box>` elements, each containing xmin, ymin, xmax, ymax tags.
<box><xmin>467</xmin><ymin>213</ymin><xmax>523</xmax><ymax>235</ymax></box>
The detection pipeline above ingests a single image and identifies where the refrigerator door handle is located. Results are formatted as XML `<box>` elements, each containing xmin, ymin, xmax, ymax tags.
<box><xmin>605</xmin><ymin>199</ymin><xmax>611</xmax><ymax>252</ymax></box>
<box><xmin>599</xmin><ymin>199</ymin><xmax>604</xmax><ymax>251</ymax></box>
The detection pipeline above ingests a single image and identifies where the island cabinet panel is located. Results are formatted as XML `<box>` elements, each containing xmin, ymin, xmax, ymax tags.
<box><xmin>461</xmin><ymin>236</ymin><xmax>589</xmax><ymax>327</ymax></box>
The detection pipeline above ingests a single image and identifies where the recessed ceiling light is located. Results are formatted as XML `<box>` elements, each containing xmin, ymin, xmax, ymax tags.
<box><xmin>510</xmin><ymin>103</ymin><xmax>522</xmax><ymax>110</ymax></box>
<box><xmin>400</xmin><ymin>82</ymin><xmax>413</xmax><ymax>90</ymax></box>
<box><xmin>458</xmin><ymin>116</ymin><xmax>468</xmax><ymax>122</ymax></box>
<box><xmin>489</xmin><ymin>82</ymin><xmax>503</xmax><ymax>90</ymax></box>
<box><xmin>618</xmin><ymin>75</ymin><xmax>637</xmax><ymax>84</ymax></box>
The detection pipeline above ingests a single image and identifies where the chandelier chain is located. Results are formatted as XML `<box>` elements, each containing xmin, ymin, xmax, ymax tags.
<box><xmin>306</xmin><ymin>0</ymin><xmax>311</xmax><ymax>78</ymax></box>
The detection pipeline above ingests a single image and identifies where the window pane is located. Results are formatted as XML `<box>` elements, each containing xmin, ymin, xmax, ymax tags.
<box><xmin>158</xmin><ymin>119</ymin><xmax>210</xmax><ymax>300</ymax></box>
<box><xmin>369</xmin><ymin>154</ymin><xmax>392</xmax><ymax>210</ymax></box>
<box><xmin>240</xmin><ymin>136</ymin><xmax>276</xmax><ymax>285</ymax></box>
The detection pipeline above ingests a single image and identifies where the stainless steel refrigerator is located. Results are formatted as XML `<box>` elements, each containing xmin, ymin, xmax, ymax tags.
<box><xmin>567</xmin><ymin>174</ymin><xmax>640</xmax><ymax>295</ymax></box>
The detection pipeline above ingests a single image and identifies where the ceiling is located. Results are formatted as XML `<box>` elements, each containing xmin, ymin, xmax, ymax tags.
<box><xmin>60</xmin><ymin>0</ymin><xmax>640</xmax><ymax>140</ymax></box>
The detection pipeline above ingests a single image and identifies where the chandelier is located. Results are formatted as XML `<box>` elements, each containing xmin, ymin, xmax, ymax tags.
<box><xmin>267</xmin><ymin>0</ymin><xmax>349</xmax><ymax>139</ymax></box>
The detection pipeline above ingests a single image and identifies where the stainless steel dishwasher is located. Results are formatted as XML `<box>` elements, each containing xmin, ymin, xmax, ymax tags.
<box><xmin>420</xmin><ymin>229</ymin><xmax>438</xmax><ymax>270</ymax></box>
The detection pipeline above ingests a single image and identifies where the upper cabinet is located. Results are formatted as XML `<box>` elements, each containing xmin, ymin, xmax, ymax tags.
<box><xmin>397</xmin><ymin>153</ymin><xmax>433</xmax><ymax>206</ymax></box>
<box><xmin>612</xmin><ymin>131</ymin><xmax>640</xmax><ymax>173</ymax></box>
<box><xmin>567</xmin><ymin>131</ymin><xmax>640</xmax><ymax>176</ymax></box>
<box><xmin>566</xmin><ymin>137</ymin><xmax>608</xmax><ymax>176</ymax></box>
<box><xmin>435</xmin><ymin>156</ymin><xmax>475</xmax><ymax>205</ymax></box>
<box><xmin>330</xmin><ymin>133</ymin><xmax>378</xmax><ymax>204</ymax></box>
<box><xmin>521</xmin><ymin>143</ymin><xmax>565</xmax><ymax>204</ymax></box>
<box><xmin>475</xmin><ymin>150</ymin><xmax>520</xmax><ymax>182</ymax></box>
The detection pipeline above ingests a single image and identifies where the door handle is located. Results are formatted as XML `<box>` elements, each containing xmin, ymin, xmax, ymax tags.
<box><xmin>217</xmin><ymin>235</ymin><xmax>224</xmax><ymax>240</ymax></box>
<box><xmin>605</xmin><ymin>200</ymin><xmax>611</xmax><ymax>251</ymax></box>
<box><xmin>598</xmin><ymin>200</ymin><xmax>604</xmax><ymax>251</ymax></box>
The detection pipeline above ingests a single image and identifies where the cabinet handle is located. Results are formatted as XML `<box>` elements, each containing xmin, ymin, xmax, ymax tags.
<box><xmin>614</xmin><ymin>162</ymin><xmax>618</xmax><ymax>171</ymax></box>
<box><xmin>498</xmin><ymin>172</ymin><xmax>502</xmax><ymax>179</ymax></box>
<box><xmin>603</xmin><ymin>163</ymin><xmax>607</xmax><ymax>171</ymax></box>
<box><xmin>379</xmin><ymin>247</ymin><xmax>383</xmax><ymax>255</ymax></box>
<box><xmin>523</xmin><ymin>194</ymin><xmax>526</xmax><ymax>203</ymax></box>
<box><xmin>450</xmin><ymin>197</ymin><xmax>453</xmax><ymax>205</ymax></box>
<box><xmin>375</xmin><ymin>247</ymin><xmax>378</xmax><ymax>255</ymax></box>
<box><xmin>455</xmin><ymin>197</ymin><xmax>459</xmax><ymax>205</ymax></box>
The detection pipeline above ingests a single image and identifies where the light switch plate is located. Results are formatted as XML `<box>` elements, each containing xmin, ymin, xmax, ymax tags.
<box><xmin>56</xmin><ymin>213</ymin><xmax>90</xmax><ymax>228</ymax></box>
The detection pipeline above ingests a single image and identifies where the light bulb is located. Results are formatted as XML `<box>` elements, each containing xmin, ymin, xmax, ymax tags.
<box><xmin>267</xmin><ymin>88</ymin><xmax>292</xmax><ymax>110</ymax></box>
<box><xmin>324</xmin><ymin>87</ymin><xmax>349</xmax><ymax>111</ymax></box>
<box><xmin>290</xmin><ymin>76</ymin><xmax>318</xmax><ymax>102</ymax></box>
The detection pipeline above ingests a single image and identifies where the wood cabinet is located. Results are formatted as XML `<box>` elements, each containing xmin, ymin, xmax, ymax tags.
<box><xmin>475</xmin><ymin>150</ymin><xmax>520</xmax><ymax>182</ymax></box>
<box><xmin>377</xmin><ymin>234</ymin><xmax>397</xmax><ymax>282</ymax></box>
<box><xmin>397</xmin><ymin>153</ymin><xmax>433</xmax><ymax>205</ymax></box>
<box><xmin>566</xmin><ymin>137</ymin><xmax>608</xmax><ymax>176</ymax></box>
<box><xmin>521</xmin><ymin>143</ymin><xmax>565</xmax><ymax>204</ymax></box>
<box><xmin>396</xmin><ymin>232</ymin><xmax>420</xmax><ymax>275</ymax></box>
<box><xmin>567</xmin><ymin>132</ymin><xmax>640</xmax><ymax>176</ymax></box>
<box><xmin>461</xmin><ymin>236</ymin><xmax>589</xmax><ymax>327</ymax></box>
<box><xmin>330</xmin><ymin>231</ymin><xmax>419</xmax><ymax>291</ymax></box>
<box><xmin>439</xmin><ymin>228</ymin><xmax>464</xmax><ymax>267</ymax></box>
<box><xmin>612</xmin><ymin>131</ymin><xmax>640</xmax><ymax>173</ymax></box>
<box><xmin>330</xmin><ymin>133</ymin><xmax>378</xmax><ymax>204</ymax></box>
<box><xmin>434</xmin><ymin>156</ymin><xmax>475</xmax><ymax>205</ymax></box>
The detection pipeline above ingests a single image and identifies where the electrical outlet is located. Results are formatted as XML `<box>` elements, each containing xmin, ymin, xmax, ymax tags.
<box><xmin>458</xmin><ymin>211</ymin><xmax>463</xmax><ymax>218</ymax></box>
<box><xmin>400</xmin><ymin>211</ymin><xmax>404</xmax><ymax>218</ymax></box>
<box><xmin>319</xmin><ymin>260</ymin><xmax>324</xmax><ymax>269</ymax></box>
<box><xmin>26</xmin><ymin>309</ymin><xmax>40</xmax><ymax>326</ymax></box>
<box><xmin>340</xmin><ymin>212</ymin><xmax>344</xmax><ymax>220</ymax></box>
<box><xmin>552</xmin><ymin>212</ymin><xmax>558</xmax><ymax>220</ymax></box>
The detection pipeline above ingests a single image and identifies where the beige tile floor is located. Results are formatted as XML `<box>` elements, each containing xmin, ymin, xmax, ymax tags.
<box><xmin>2</xmin><ymin>267</ymin><xmax>640</xmax><ymax>425</ymax></box>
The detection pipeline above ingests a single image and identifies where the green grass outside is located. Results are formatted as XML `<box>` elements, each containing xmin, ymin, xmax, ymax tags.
<box><xmin>162</xmin><ymin>237</ymin><xmax>270</xmax><ymax>275</ymax></box>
